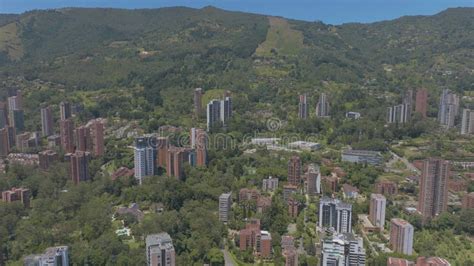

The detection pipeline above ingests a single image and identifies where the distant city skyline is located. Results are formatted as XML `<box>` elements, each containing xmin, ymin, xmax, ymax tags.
<box><xmin>1</xmin><ymin>0</ymin><xmax>473</xmax><ymax>24</ymax></box>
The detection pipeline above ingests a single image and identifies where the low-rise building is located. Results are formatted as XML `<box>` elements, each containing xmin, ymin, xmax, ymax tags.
<box><xmin>2</xmin><ymin>187</ymin><xmax>30</xmax><ymax>208</ymax></box>
<box><xmin>342</xmin><ymin>149</ymin><xmax>383</xmax><ymax>166</ymax></box>
<box><xmin>262</xmin><ymin>176</ymin><xmax>279</xmax><ymax>192</ymax></box>
<box><xmin>342</xmin><ymin>184</ymin><xmax>359</xmax><ymax>199</ymax></box>
<box><xmin>375</xmin><ymin>180</ymin><xmax>398</xmax><ymax>196</ymax></box>
<box><xmin>462</xmin><ymin>192</ymin><xmax>474</xmax><ymax>209</ymax></box>
<box><xmin>24</xmin><ymin>246</ymin><xmax>69</xmax><ymax>266</ymax></box>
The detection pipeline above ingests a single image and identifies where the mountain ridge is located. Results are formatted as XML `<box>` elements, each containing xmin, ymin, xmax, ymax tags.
<box><xmin>0</xmin><ymin>6</ymin><xmax>472</xmax><ymax>92</ymax></box>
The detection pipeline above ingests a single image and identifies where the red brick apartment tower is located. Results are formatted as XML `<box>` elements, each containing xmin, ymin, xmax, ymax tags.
<box><xmin>418</xmin><ymin>158</ymin><xmax>449</xmax><ymax>223</ymax></box>
<box><xmin>157</xmin><ymin>137</ymin><xmax>169</xmax><ymax>168</ymax></box>
<box><xmin>89</xmin><ymin>120</ymin><xmax>105</xmax><ymax>156</ymax></box>
<box><xmin>415</xmin><ymin>88</ymin><xmax>428</xmax><ymax>118</ymax></box>
<box><xmin>70</xmin><ymin>151</ymin><xmax>91</xmax><ymax>184</ymax></box>
<box><xmin>288</xmin><ymin>156</ymin><xmax>302</xmax><ymax>186</ymax></box>
<box><xmin>60</xmin><ymin>118</ymin><xmax>75</xmax><ymax>153</ymax></box>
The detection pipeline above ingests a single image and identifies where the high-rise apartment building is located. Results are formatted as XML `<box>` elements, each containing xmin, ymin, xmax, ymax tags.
<box><xmin>305</xmin><ymin>163</ymin><xmax>321</xmax><ymax>195</ymax></box>
<box><xmin>146</xmin><ymin>233</ymin><xmax>176</xmax><ymax>266</ymax></box>
<box><xmin>418</xmin><ymin>158</ymin><xmax>449</xmax><ymax>222</ymax></box>
<box><xmin>369</xmin><ymin>193</ymin><xmax>386</xmax><ymax>230</ymax></box>
<box><xmin>75</xmin><ymin>125</ymin><xmax>91</xmax><ymax>152</ymax></box>
<box><xmin>316</xmin><ymin>93</ymin><xmax>330</xmax><ymax>117</ymax></box>
<box><xmin>319</xmin><ymin>197</ymin><xmax>352</xmax><ymax>233</ymax></box>
<box><xmin>7</xmin><ymin>95</ymin><xmax>21</xmax><ymax>111</ymax></box>
<box><xmin>70</xmin><ymin>151</ymin><xmax>91</xmax><ymax>184</ymax></box>
<box><xmin>134</xmin><ymin>136</ymin><xmax>156</xmax><ymax>185</ymax></box>
<box><xmin>0</xmin><ymin>127</ymin><xmax>9</xmax><ymax>157</ymax></box>
<box><xmin>298</xmin><ymin>94</ymin><xmax>308</xmax><ymax>119</ymax></box>
<box><xmin>88</xmin><ymin>119</ymin><xmax>105</xmax><ymax>156</ymax></box>
<box><xmin>415</xmin><ymin>88</ymin><xmax>428</xmax><ymax>118</ymax></box>
<box><xmin>221</xmin><ymin>96</ymin><xmax>232</xmax><ymax>125</ymax></box>
<box><xmin>387</xmin><ymin>103</ymin><xmax>410</xmax><ymax>124</ymax></box>
<box><xmin>156</xmin><ymin>137</ymin><xmax>169</xmax><ymax>168</ymax></box>
<box><xmin>60</xmin><ymin>118</ymin><xmax>75</xmax><ymax>153</ymax></box>
<box><xmin>461</xmin><ymin>109</ymin><xmax>474</xmax><ymax>135</ymax></box>
<box><xmin>10</xmin><ymin>109</ymin><xmax>24</xmax><ymax>133</ymax></box>
<box><xmin>60</xmin><ymin>101</ymin><xmax>72</xmax><ymax>121</ymax></box>
<box><xmin>206</xmin><ymin>96</ymin><xmax>232</xmax><ymax>131</ymax></box>
<box><xmin>438</xmin><ymin>89</ymin><xmax>459</xmax><ymax>128</ymax></box>
<box><xmin>206</xmin><ymin>99</ymin><xmax>221</xmax><ymax>131</ymax></box>
<box><xmin>40</xmin><ymin>106</ymin><xmax>54</xmax><ymax>137</ymax></box>
<box><xmin>288</xmin><ymin>156</ymin><xmax>302</xmax><ymax>186</ymax></box>
<box><xmin>390</xmin><ymin>218</ymin><xmax>414</xmax><ymax>255</ymax></box>
<box><xmin>321</xmin><ymin>232</ymin><xmax>366</xmax><ymax>266</ymax></box>
<box><xmin>219</xmin><ymin>192</ymin><xmax>232</xmax><ymax>223</ymax></box>
<box><xmin>194</xmin><ymin>88</ymin><xmax>203</xmax><ymax>118</ymax></box>
<box><xmin>190</xmin><ymin>128</ymin><xmax>207</xmax><ymax>167</ymax></box>
<box><xmin>0</xmin><ymin>102</ymin><xmax>8</xmax><ymax>128</ymax></box>
<box><xmin>166</xmin><ymin>147</ymin><xmax>193</xmax><ymax>179</ymax></box>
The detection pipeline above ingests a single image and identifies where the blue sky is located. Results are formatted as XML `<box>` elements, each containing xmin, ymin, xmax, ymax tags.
<box><xmin>1</xmin><ymin>0</ymin><xmax>473</xmax><ymax>24</ymax></box>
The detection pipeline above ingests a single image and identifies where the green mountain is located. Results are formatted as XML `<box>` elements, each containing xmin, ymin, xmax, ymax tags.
<box><xmin>0</xmin><ymin>6</ymin><xmax>472</xmax><ymax>92</ymax></box>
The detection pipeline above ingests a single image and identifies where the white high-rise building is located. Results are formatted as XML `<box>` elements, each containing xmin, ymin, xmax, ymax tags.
<box><xmin>206</xmin><ymin>96</ymin><xmax>232</xmax><ymax>131</ymax></box>
<box><xmin>219</xmin><ymin>192</ymin><xmax>232</xmax><ymax>223</ymax></box>
<box><xmin>319</xmin><ymin>197</ymin><xmax>352</xmax><ymax>233</ymax></box>
<box><xmin>369</xmin><ymin>194</ymin><xmax>386</xmax><ymax>230</ymax></box>
<box><xmin>387</xmin><ymin>103</ymin><xmax>410</xmax><ymax>124</ymax></box>
<box><xmin>438</xmin><ymin>89</ymin><xmax>460</xmax><ymax>128</ymax></box>
<box><xmin>221</xmin><ymin>97</ymin><xmax>232</xmax><ymax>125</ymax></box>
<box><xmin>134</xmin><ymin>136</ymin><xmax>156</xmax><ymax>185</ymax></box>
<box><xmin>316</xmin><ymin>93</ymin><xmax>330</xmax><ymax>117</ymax></box>
<box><xmin>461</xmin><ymin>109</ymin><xmax>474</xmax><ymax>135</ymax></box>
<box><xmin>146</xmin><ymin>233</ymin><xmax>176</xmax><ymax>266</ymax></box>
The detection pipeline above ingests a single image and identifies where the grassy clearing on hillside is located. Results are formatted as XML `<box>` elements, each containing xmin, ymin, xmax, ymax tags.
<box><xmin>255</xmin><ymin>17</ymin><xmax>304</xmax><ymax>57</ymax></box>
<box><xmin>0</xmin><ymin>22</ymin><xmax>24</xmax><ymax>60</ymax></box>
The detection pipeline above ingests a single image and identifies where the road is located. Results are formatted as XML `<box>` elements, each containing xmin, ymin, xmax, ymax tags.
<box><xmin>222</xmin><ymin>248</ymin><xmax>235</xmax><ymax>266</ymax></box>
<box><xmin>388</xmin><ymin>150</ymin><xmax>420</xmax><ymax>174</ymax></box>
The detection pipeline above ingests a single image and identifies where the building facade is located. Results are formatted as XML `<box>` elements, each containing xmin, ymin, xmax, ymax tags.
<box><xmin>321</xmin><ymin>232</ymin><xmax>366</xmax><ymax>266</ymax></box>
<box><xmin>387</xmin><ymin>103</ymin><xmax>410</xmax><ymax>124</ymax></box>
<box><xmin>418</xmin><ymin>158</ymin><xmax>449</xmax><ymax>222</ymax></box>
<box><xmin>288</xmin><ymin>156</ymin><xmax>302</xmax><ymax>186</ymax></box>
<box><xmin>134</xmin><ymin>136</ymin><xmax>156</xmax><ymax>185</ymax></box>
<box><xmin>390</xmin><ymin>218</ymin><xmax>414</xmax><ymax>255</ymax></box>
<box><xmin>461</xmin><ymin>109</ymin><xmax>474</xmax><ymax>135</ymax></box>
<box><xmin>194</xmin><ymin>88</ymin><xmax>203</xmax><ymax>118</ymax></box>
<box><xmin>146</xmin><ymin>233</ymin><xmax>176</xmax><ymax>266</ymax></box>
<box><xmin>298</xmin><ymin>94</ymin><xmax>308</xmax><ymax>119</ymax></box>
<box><xmin>319</xmin><ymin>197</ymin><xmax>352</xmax><ymax>233</ymax></box>
<box><xmin>219</xmin><ymin>192</ymin><xmax>232</xmax><ymax>223</ymax></box>
<box><xmin>40</xmin><ymin>106</ymin><xmax>54</xmax><ymax>137</ymax></box>
<box><xmin>70</xmin><ymin>151</ymin><xmax>90</xmax><ymax>184</ymax></box>
<box><xmin>438</xmin><ymin>89</ymin><xmax>459</xmax><ymax>128</ymax></box>
<box><xmin>305</xmin><ymin>163</ymin><xmax>321</xmax><ymax>195</ymax></box>
<box><xmin>415</xmin><ymin>88</ymin><xmax>428</xmax><ymax>118</ymax></box>
<box><xmin>369</xmin><ymin>193</ymin><xmax>386</xmax><ymax>230</ymax></box>
<box><xmin>60</xmin><ymin>118</ymin><xmax>75</xmax><ymax>153</ymax></box>
<box><xmin>262</xmin><ymin>176</ymin><xmax>279</xmax><ymax>192</ymax></box>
